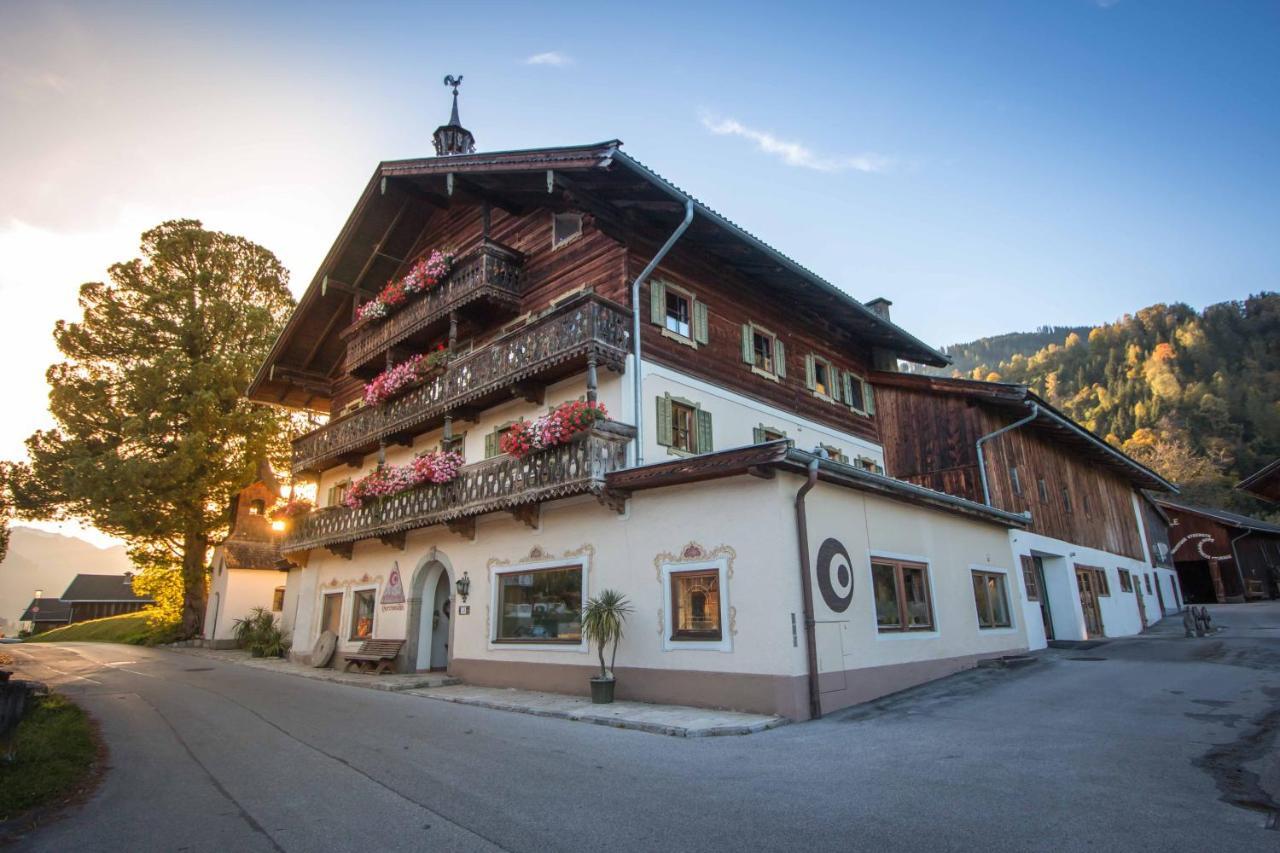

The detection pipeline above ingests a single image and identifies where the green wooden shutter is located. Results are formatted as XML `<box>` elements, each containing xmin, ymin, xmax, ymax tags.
<box><xmin>804</xmin><ymin>354</ymin><xmax>816</xmax><ymax>390</ymax></box>
<box><xmin>831</xmin><ymin>368</ymin><xmax>844</xmax><ymax>403</ymax></box>
<box><xmin>693</xmin><ymin>300</ymin><xmax>709</xmax><ymax>344</ymax></box>
<box><xmin>696</xmin><ymin>408</ymin><xmax>713</xmax><ymax>453</ymax></box>
<box><xmin>775</xmin><ymin>339</ymin><xmax>787</xmax><ymax>378</ymax></box>
<box><xmin>753</xmin><ymin>426</ymin><xmax>766</xmax><ymax>444</ymax></box>
<box><xmin>656</xmin><ymin>395</ymin><xmax>673</xmax><ymax>446</ymax></box>
<box><xmin>864</xmin><ymin>382</ymin><xmax>876</xmax><ymax>415</ymax></box>
<box><xmin>740</xmin><ymin>324</ymin><xmax>754</xmax><ymax>364</ymax></box>
<box><xmin>649</xmin><ymin>280</ymin><xmax>666</xmax><ymax>325</ymax></box>
<box><xmin>841</xmin><ymin>371</ymin><xmax>853</xmax><ymax>406</ymax></box>
<box><xmin>484</xmin><ymin>430</ymin><xmax>499</xmax><ymax>458</ymax></box>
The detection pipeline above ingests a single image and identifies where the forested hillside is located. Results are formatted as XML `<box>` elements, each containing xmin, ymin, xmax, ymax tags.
<box><xmin>930</xmin><ymin>294</ymin><xmax>1280</xmax><ymax>518</ymax></box>
<box><xmin>927</xmin><ymin>326</ymin><xmax>1093</xmax><ymax>379</ymax></box>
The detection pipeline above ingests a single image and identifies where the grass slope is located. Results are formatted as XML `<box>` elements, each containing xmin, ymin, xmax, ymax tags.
<box><xmin>0</xmin><ymin>694</ymin><xmax>98</xmax><ymax>821</ymax></box>
<box><xmin>26</xmin><ymin>611</ymin><xmax>181</xmax><ymax>646</ymax></box>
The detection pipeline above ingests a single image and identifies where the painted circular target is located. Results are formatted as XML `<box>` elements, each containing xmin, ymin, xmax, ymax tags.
<box><xmin>816</xmin><ymin>538</ymin><xmax>854</xmax><ymax>613</ymax></box>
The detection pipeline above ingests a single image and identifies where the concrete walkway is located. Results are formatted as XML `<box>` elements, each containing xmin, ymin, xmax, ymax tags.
<box><xmin>166</xmin><ymin>646</ymin><xmax>783</xmax><ymax>736</ymax></box>
<box><xmin>406</xmin><ymin>684</ymin><xmax>788</xmax><ymax>737</ymax></box>
<box><xmin>165</xmin><ymin>646</ymin><xmax>459</xmax><ymax>692</ymax></box>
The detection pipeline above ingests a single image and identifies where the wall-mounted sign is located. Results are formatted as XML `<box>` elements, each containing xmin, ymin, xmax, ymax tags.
<box><xmin>457</xmin><ymin>604</ymin><xmax>470</xmax><ymax>616</ymax></box>
<box><xmin>816</xmin><ymin>538</ymin><xmax>854</xmax><ymax>613</ymax></box>
<box><xmin>382</xmin><ymin>562</ymin><xmax>406</xmax><ymax>607</ymax></box>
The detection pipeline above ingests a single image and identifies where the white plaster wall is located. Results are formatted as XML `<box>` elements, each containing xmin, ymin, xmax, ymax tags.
<box><xmin>297</xmin><ymin>476</ymin><xmax>806</xmax><ymax>677</ymax></box>
<box><xmin>638</xmin><ymin>361</ymin><xmax>885</xmax><ymax>470</ymax></box>
<box><xmin>802</xmin><ymin>478</ymin><xmax>1029</xmax><ymax>674</ymax></box>
<box><xmin>1009</xmin><ymin>530</ymin><xmax>1160</xmax><ymax>650</ymax></box>
<box><xmin>206</xmin><ymin>569</ymin><xmax>284</xmax><ymax>643</ymax></box>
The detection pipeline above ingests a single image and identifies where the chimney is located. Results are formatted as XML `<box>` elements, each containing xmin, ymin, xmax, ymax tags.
<box><xmin>865</xmin><ymin>298</ymin><xmax>892</xmax><ymax>321</ymax></box>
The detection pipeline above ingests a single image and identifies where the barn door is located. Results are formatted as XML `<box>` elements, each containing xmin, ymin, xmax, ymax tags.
<box><xmin>1075</xmin><ymin>568</ymin><xmax>1105</xmax><ymax>638</ymax></box>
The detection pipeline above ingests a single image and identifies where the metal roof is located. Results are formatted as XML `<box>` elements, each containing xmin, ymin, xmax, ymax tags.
<box><xmin>60</xmin><ymin>574</ymin><xmax>154</xmax><ymax>603</ymax></box>
<box><xmin>1153</xmin><ymin>497</ymin><xmax>1280</xmax><ymax>535</ymax></box>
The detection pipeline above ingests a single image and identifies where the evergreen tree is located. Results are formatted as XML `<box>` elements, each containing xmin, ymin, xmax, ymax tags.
<box><xmin>4</xmin><ymin>220</ymin><xmax>295</xmax><ymax>636</ymax></box>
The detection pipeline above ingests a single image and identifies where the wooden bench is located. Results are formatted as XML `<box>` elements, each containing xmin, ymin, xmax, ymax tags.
<box><xmin>342</xmin><ymin>639</ymin><xmax>404</xmax><ymax>675</ymax></box>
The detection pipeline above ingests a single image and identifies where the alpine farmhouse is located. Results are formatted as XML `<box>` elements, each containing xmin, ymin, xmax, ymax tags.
<box><xmin>248</xmin><ymin>94</ymin><xmax>1182</xmax><ymax>719</ymax></box>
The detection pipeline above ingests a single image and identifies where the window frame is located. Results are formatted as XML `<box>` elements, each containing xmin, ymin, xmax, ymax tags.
<box><xmin>819</xmin><ymin>444</ymin><xmax>849</xmax><ymax>464</ymax></box>
<box><xmin>1036</xmin><ymin>478</ymin><xmax>1049</xmax><ymax>504</ymax></box>
<box><xmin>754</xmin><ymin>424</ymin><xmax>787</xmax><ymax>444</ymax></box>
<box><xmin>844</xmin><ymin>370</ymin><xmax>870</xmax><ymax>416</ymax></box>
<box><xmin>272</xmin><ymin>587</ymin><xmax>285</xmax><ymax>612</ymax></box>
<box><xmin>489</xmin><ymin>559</ymin><xmax>589</xmax><ymax>651</ymax></box>
<box><xmin>661</xmin><ymin>559</ymin><xmax>732</xmax><ymax>652</ymax></box>
<box><xmin>670</xmin><ymin>399</ymin><xmax>698</xmax><ymax>454</ymax></box>
<box><xmin>811</xmin><ymin>355</ymin><xmax>835</xmax><ymax>399</ymax></box>
<box><xmin>1118</xmin><ymin>569</ymin><xmax>1133</xmax><ymax>593</ymax></box>
<box><xmin>870</xmin><ymin>555</ymin><xmax>936</xmax><ymax>636</ymax></box>
<box><xmin>1019</xmin><ymin>555</ymin><xmax>1040</xmax><ymax>602</ymax></box>
<box><xmin>971</xmin><ymin>569</ymin><xmax>1014</xmax><ymax>630</ymax></box>
<box><xmin>550</xmin><ymin>211</ymin><xmax>583</xmax><ymax>250</ymax></box>
<box><xmin>349</xmin><ymin>586</ymin><xmax>376</xmax><ymax>642</ymax></box>
<box><xmin>320</xmin><ymin>591</ymin><xmax>344</xmax><ymax>638</ymax></box>
<box><xmin>1010</xmin><ymin>465</ymin><xmax>1023</xmax><ymax>497</ymax></box>
<box><xmin>746</xmin><ymin>321</ymin><xmax>782</xmax><ymax>381</ymax></box>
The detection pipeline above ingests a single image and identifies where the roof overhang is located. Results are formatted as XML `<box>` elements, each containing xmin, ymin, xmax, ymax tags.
<box><xmin>250</xmin><ymin>141</ymin><xmax>950</xmax><ymax>408</ymax></box>
<box><xmin>1152</xmin><ymin>496</ymin><xmax>1280</xmax><ymax>535</ymax></box>
<box><xmin>1237</xmin><ymin>459</ymin><xmax>1280</xmax><ymax>504</ymax></box>
<box><xmin>607</xmin><ymin>440</ymin><xmax>1029</xmax><ymax>529</ymax></box>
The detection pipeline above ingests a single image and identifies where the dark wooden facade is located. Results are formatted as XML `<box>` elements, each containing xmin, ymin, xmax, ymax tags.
<box><xmin>873</xmin><ymin>374</ymin><xmax>1171</xmax><ymax>560</ymax></box>
<box><xmin>1155</xmin><ymin>499</ymin><xmax>1280</xmax><ymax>603</ymax></box>
<box><xmin>249</xmin><ymin>142</ymin><xmax>947</xmax><ymax>481</ymax></box>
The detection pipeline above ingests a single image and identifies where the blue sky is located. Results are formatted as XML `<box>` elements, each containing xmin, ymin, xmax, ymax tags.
<box><xmin>1</xmin><ymin>0</ymin><xmax>1277</xmax><ymax>473</ymax></box>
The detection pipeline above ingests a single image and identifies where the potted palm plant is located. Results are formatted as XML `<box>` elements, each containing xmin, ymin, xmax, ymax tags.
<box><xmin>581</xmin><ymin>589</ymin><xmax>632</xmax><ymax>704</ymax></box>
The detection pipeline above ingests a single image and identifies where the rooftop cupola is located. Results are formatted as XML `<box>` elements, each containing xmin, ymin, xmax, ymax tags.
<box><xmin>433</xmin><ymin>74</ymin><xmax>476</xmax><ymax>156</ymax></box>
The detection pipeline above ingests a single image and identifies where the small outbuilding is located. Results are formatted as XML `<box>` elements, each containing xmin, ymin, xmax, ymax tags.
<box><xmin>19</xmin><ymin>597</ymin><xmax>73</xmax><ymax>635</ymax></box>
<box><xmin>1154</xmin><ymin>498</ymin><xmax>1280</xmax><ymax>603</ymax></box>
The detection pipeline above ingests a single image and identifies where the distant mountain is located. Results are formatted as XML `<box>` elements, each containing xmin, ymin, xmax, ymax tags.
<box><xmin>913</xmin><ymin>326</ymin><xmax>1095</xmax><ymax>379</ymax></box>
<box><xmin>0</xmin><ymin>526</ymin><xmax>132</xmax><ymax>635</ymax></box>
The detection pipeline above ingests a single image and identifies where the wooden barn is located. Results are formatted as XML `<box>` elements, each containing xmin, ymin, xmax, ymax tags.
<box><xmin>1153</xmin><ymin>498</ymin><xmax>1280</xmax><ymax>603</ymax></box>
<box><xmin>872</xmin><ymin>372</ymin><xmax>1182</xmax><ymax>646</ymax></box>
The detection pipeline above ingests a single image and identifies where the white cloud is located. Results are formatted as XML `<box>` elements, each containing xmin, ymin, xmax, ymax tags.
<box><xmin>701</xmin><ymin>116</ymin><xmax>892</xmax><ymax>174</ymax></box>
<box><xmin>525</xmin><ymin>51</ymin><xmax>573</xmax><ymax>67</ymax></box>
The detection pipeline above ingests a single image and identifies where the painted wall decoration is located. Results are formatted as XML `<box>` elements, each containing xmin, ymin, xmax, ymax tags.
<box><xmin>816</xmin><ymin>538</ymin><xmax>854</xmax><ymax>613</ymax></box>
<box><xmin>1170</xmin><ymin>533</ymin><xmax>1232</xmax><ymax>563</ymax></box>
<box><xmin>383</xmin><ymin>562</ymin><xmax>406</xmax><ymax>609</ymax></box>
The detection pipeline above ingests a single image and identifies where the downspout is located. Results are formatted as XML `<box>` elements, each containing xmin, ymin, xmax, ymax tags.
<box><xmin>976</xmin><ymin>403</ymin><xmax>1040</xmax><ymax>506</ymax></box>
<box><xmin>630</xmin><ymin>199</ymin><xmax>694</xmax><ymax>466</ymax></box>
<box><xmin>1229</xmin><ymin>529</ymin><xmax>1252</xmax><ymax>600</ymax></box>
<box><xmin>793</xmin><ymin>457</ymin><xmax>823</xmax><ymax>720</ymax></box>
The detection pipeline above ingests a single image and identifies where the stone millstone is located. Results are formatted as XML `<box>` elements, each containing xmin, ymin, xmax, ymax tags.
<box><xmin>311</xmin><ymin>631</ymin><xmax>337</xmax><ymax>668</ymax></box>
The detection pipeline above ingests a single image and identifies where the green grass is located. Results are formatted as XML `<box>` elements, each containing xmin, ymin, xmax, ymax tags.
<box><xmin>25</xmin><ymin>611</ymin><xmax>182</xmax><ymax>646</ymax></box>
<box><xmin>0</xmin><ymin>694</ymin><xmax>98</xmax><ymax>821</ymax></box>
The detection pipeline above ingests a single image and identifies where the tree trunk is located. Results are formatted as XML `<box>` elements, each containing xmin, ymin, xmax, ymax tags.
<box><xmin>180</xmin><ymin>530</ymin><xmax>210</xmax><ymax>639</ymax></box>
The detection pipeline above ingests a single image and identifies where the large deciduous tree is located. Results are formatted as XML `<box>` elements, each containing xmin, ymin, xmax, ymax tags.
<box><xmin>6</xmin><ymin>220</ymin><xmax>295</xmax><ymax>635</ymax></box>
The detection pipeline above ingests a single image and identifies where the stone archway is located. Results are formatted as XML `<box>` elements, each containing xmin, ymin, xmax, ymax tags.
<box><xmin>404</xmin><ymin>551</ymin><xmax>455</xmax><ymax>673</ymax></box>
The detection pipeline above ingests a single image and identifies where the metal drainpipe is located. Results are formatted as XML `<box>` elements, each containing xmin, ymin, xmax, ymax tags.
<box><xmin>976</xmin><ymin>403</ymin><xmax>1040</xmax><ymax>505</ymax></box>
<box><xmin>1229</xmin><ymin>529</ymin><xmax>1252</xmax><ymax>600</ymax></box>
<box><xmin>793</xmin><ymin>457</ymin><xmax>823</xmax><ymax>720</ymax></box>
<box><xmin>630</xmin><ymin>199</ymin><xmax>694</xmax><ymax>466</ymax></box>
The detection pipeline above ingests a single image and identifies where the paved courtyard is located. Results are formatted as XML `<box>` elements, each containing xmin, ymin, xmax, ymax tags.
<box><xmin>5</xmin><ymin>603</ymin><xmax>1279</xmax><ymax>852</ymax></box>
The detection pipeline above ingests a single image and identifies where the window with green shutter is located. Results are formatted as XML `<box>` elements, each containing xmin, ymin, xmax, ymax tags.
<box><xmin>652</xmin><ymin>280</ymin><xmax>701</xmax><ymax>344</ymax></box>
<box><xmin>845</xmin><ymin>372</ymin><xmax>870</xmax><ymax>415</ymax></box>
<box><xmin>657</xmin><ymin>394</ymin><xmax>710</xmax><ymax>454</ymax></box>
<box><xmin>753</xmin><ymin>425</ymin><xmax>786</xmax><ymax>444</ymax></box>
<box><xmin>485</xmin><ymin>423</ymin><xmax>515</xmax><ymax>459</ymax></box>
<box><xmin>743</xmin><ymin>322</ymin><xmax>784</xmax><ymax>379</ymax></box>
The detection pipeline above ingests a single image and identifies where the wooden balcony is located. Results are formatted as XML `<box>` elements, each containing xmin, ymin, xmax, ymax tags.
<box><xmin>342</xmin><ymin>239</ymin><xmax>525</xmax><ymax>377</ymax></box>
<box><xmin>293</xmin><ymin>291</ymin><xmax>631</xmax><ymax>475</ymax></box>
<box><xmin>282</xmin><ymin>422</ymin><xmax>635</xmax><ymax>555</ymax></box>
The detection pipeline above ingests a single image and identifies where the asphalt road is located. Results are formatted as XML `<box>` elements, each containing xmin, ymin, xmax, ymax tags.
<box><xmin>7</xmin><ymin>603</ymin><xmax>1280</xmax><ymax>852</ymax></box>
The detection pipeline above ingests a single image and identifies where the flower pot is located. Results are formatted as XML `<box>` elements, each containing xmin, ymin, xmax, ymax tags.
<box><xmin>589</xmin><ymin>677</ymin><xmax>616</xmax><ymax>704</ymax></box>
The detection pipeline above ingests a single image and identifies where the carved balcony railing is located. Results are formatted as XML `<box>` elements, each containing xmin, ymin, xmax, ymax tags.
<box><xmin>282</xmin><ymin>422</ymin><xmax>635</xmax><ymax>554</ymax></box>
<box><xmin>293</xmin><ymin>291</ymin><xmax>631</xmax><ymax>475</ymax></box>
<box><xmin>342</xmin><ymin>239</ymin><xmax>525</xmax><ymax>377</ymax></box>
